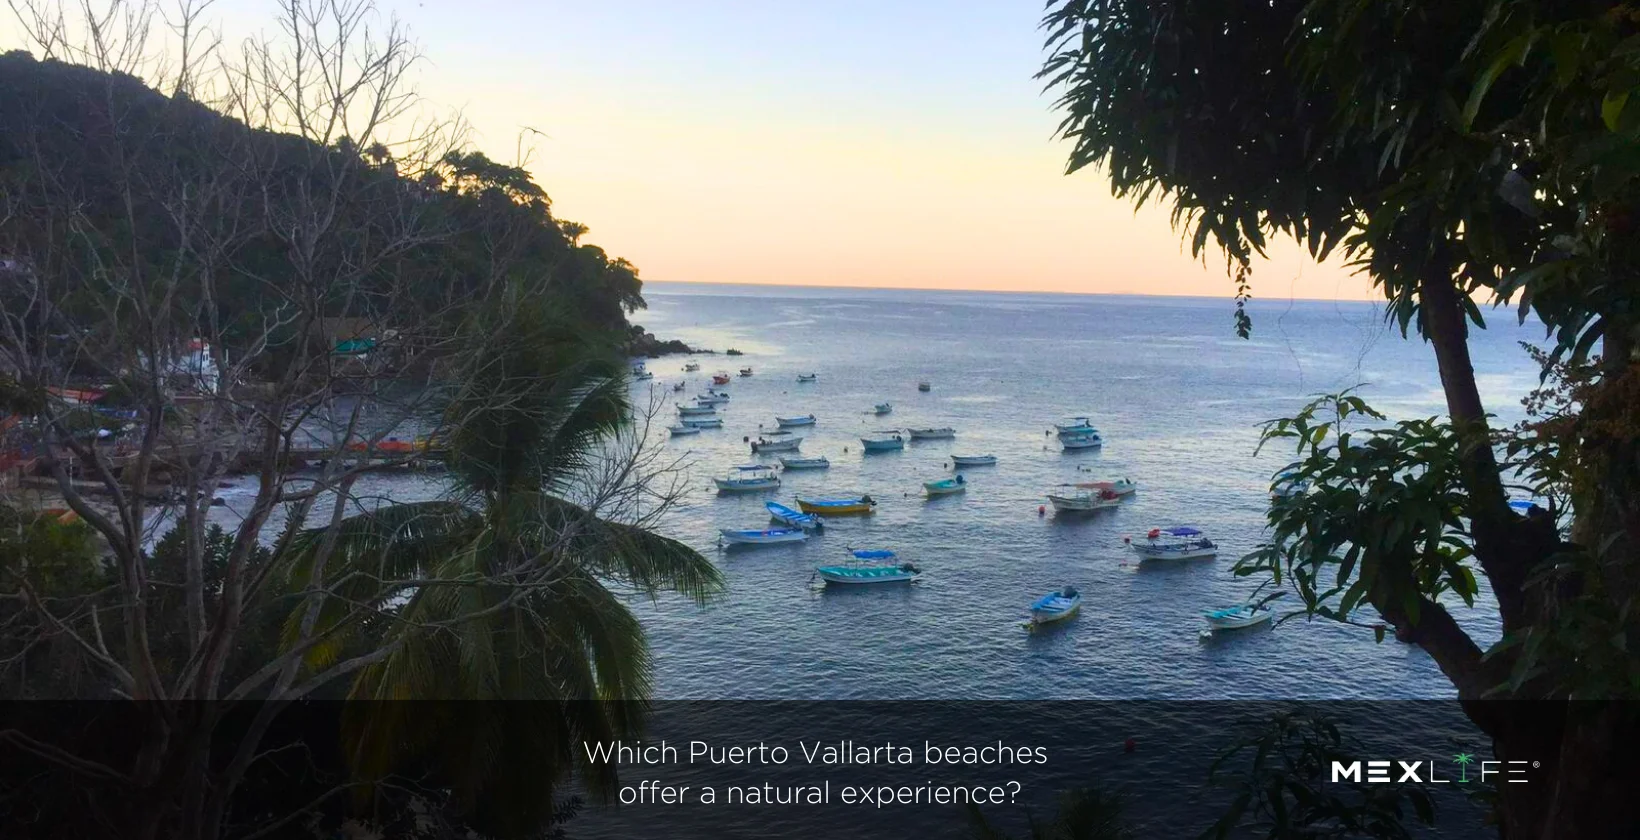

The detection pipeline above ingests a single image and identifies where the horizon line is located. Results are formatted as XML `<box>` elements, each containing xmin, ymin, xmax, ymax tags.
<box><xmin>641</xmin><ymin>277</ymin><xmax>1384</xmax><ymax>305</ymax></box>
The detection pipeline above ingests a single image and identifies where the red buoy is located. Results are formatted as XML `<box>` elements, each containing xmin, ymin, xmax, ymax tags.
<box><xmin>1038</xmin><ymin>505</ymin><xmax>1046</xmax><ymax>517</ymax></box>
<box><xmin>1123</xmin><ymin>738</ymin><xmax>1137</xmax><ymax>753</ymax></box>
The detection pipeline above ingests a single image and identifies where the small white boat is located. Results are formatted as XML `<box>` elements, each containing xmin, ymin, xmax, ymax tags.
<box><xmin>631</xmin><ymin>370</ymin><xmax>654</xmax><ymax>381</ymax></box>
<box><xmin>1029</xmin><ymin>586</ymin><xmax>1081</xmax><ymax>626</ymax></box>
<box><xmin>873</xmin><ymin>402</ymin><xmax>893</xmax><ymax>415</ymax></box>
<box><xmin>1054</xmin><ymin>416</ymin><xmax>1095</xmax><ymax>434</ymax></box>
<box><xmin>861</xmin><ymin>431</ymin><xmax>905</xmax><ymax>452</ymax></box>
<box><xmin>677</xmin><ymin>404</ymin><xmax>717</xmax><ymax>417</ymax></box>
<box><xmin>713</xmin><ymin>465</ymin><xmax>781</xmax><ymax>493</ymax></box>
<box><xmin>1060</xmin><ymin>431</ymin><xmax>1102</xmax><ymax>450</ymax></box>
<box><xmin>751</xmin><ymin>435</ymin><xmax>803</xmax><ymax>453</ymax></box>
<box><xmin>668</xmin><ymin>424</ymin><xmax>700</xmax><ymax>437</ymax></box>
<box><xmin>814</xmin><ymin>549</ymin><xmax>921</xmax><ymax>585</ymax></box>
<box><xmin>917</xmin><ymin>381</ymin><xmax>931</xmax><ymax>392</ymax></box>
<box><xmin>1047</xmin><ymin>487</ymin><xmax>1122</xmax><ymax>512</ymax></box>
<box><xmin>684</xmin><ymin>362</ymin><xmax>701</xmax><ymax>372</ymax></box>
<box><xmin>719</xmin><ymin>527</ymin><xmax>808</xmax><ymax>546</ymax></box>
<box><xmin>1125</xmin><ymin>527</ymin><xmax>1217</xmax><ymax>560</ymax></box>
<box><xmin>696</xmin><ymin>391</ymin><xmax>730</xmax><ymax>406</ymax></box>
<box><xmin>767</xmin><ymin>500</ymin><xmax>824</xmax><ymax>530</ymax></box>
<box><xmin>682</xmin><ymin>417</ymin><xmax>723</xmax><ymax>429</ymax></box>
<box><xmin>672</xmin><ymin>381</ymin><xmax>686</xmax><ymax>392</ymax></box>
<box><xmin>796</xmin><ymin>373</ymin><xmax>818</xmax><ymax>383</ymax></box>
<box><xmin>775</xmin><ymin>414</ymin><xmax>817</xmax><ymax>427</ymax></box>
<box><xmin>739</xmin><ymin>367</ymin><xmax>754</xmax><ymax>377</ymax></box>
<box><xmin>924</xmin><ymin>475</ymin><xmax>967</xmax><ymax>497</ymax></box>
<box><xmin>950</xmin><ymin>454</ymin><xmax>997</xmax><ymax>467</ymax></box>
<box><xmin>780</xmin><ymin>456</ymin><xmax>830</xmax><ymax>470</ymax></box>
<box><xmin>907</xmin><ymin>427</ymin><xmax>955</xmax><ymax>440</ymax></box>
<box><xmin>1204</xmin><ymin>602</ymin><xmax>1274</xmax><ymax>631</ymax></box>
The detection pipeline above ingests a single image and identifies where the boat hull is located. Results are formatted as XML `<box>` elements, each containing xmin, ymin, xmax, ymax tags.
<box><xmin>1060</xmin><ymin>436</ymin><xmax>1102</xmax><ymax>449</ymax></box>
<box><xmin>1205</xmin><ymin>608</ymin><xmax>1273</xmax><ymax>630</ymax></box>
<box><xmin>776</xmin><ymin>417</ymin><xmax>816</xmax><ymax>427</ymax></box>
<box><xmin>796</xmin><ymin>498</ymin><xmax>874</xmax><ymax>515</ymax></box>
<box><xmin>1048</xmin><ymin>494</ymin><xmax>1120</xmax><ymax>511</ymax></box>
<box><xmin>1030</xmin><ymin>602</ymin><xmax>1081</xmax><ymax>625</ymax></box>
<box><xmin>816</xmin><ymin>567</ymin><xmax>919</xmax><ymax>584</ymax></box>
<box><xmin>713</xmin><ymin>478</ymin><xmax>781</xmax><ymax>493</ymax></box>
<box><xmin>719</xmin><ymin>529</ymin><xmax>808</xmax><ymax>545</ymax></box>
<box><xmin>924</xmin><ymin>481</ymin><xmax>966</xmax><ymax>497</ymax></box>
<box><xmin>668</xmin><ymin>426</ymin><xmax>700</xmax><ymax>436</ymax></box>
<box><xmin>751</xmin><ymin>439</ymin><xmax>802</xmax><ymax>452</ymax></box>
<box><xmin>861</xmin><ymin>438</ymin><xmax>904</xmax><ymax>451</ymax></box>
<box><xmin>907</xmin><ymin>429</ymin><xmax>955</xmax><ymax>440</ymax></box>
<box><xmin>951</xmin><ymin>455</ymin><xmax>996</xmax><ymax>466</ymax></box>
<box><xmin>1131</xmin><ymin>545</ymin><xmax>1217</xmax><ymax>560</ymax></box>
<box><xmin>766</xmin><ymin>501</ymin><xmax>823</xmax><ymax>530</ymax></box>
<box><xmin>780</xmin><ymin>457</ymin><xmax>830</xmax><ymax>470</ymax></box>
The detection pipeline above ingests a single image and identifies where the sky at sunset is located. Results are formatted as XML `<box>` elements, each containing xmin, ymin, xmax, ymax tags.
<box><xmin>2</xmin><ymin>1</ymin><xmax>1374</xmax><ymax>300</ymax></box>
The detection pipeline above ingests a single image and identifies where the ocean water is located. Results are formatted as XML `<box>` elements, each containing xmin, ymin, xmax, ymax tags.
<box><xmin>626</xmin><ymin>283</ymin><xmax>1544</xmax><ymax>701</ymax></box>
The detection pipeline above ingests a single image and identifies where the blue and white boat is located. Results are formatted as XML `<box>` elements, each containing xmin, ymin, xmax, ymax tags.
<box><xmin>1029</xmin><ymin>586</ymin><xmax>1081</xmax><ymax>626</ymax></box>
<box><xmin>924</xmin><ymin>475</ymin><xmax>967</xmax><ymax>497</ymax></box>
<box><xmin>1125</xmin><ymin>527</ymin><xmax>1217</xmax><ymax>560</ymax></box>
<box><xmin>951</xmin><ymin>454</ymin><xmax>997</xmax><ymax>467</ymax></box>
<box><xmin>1204</xmin><ymin>602</ymin><xmax>1273</xmax><ymax>631</ymax></box>
<box><xmin>815</xmin><ymin>549</ymin><xmax>921</xmax><ymax>585</ymax></box>
<box><xmin>713</xmin><ymin>465</ymin><xmax>781</xmax><ymax>493</ymax></box>
<box><xmin>861</xmin><ymin>431</ymin><xmax>905</xmax><ymax>452</ymax></box>
<box><xmin>678</xmin><ymin>403</ymin><xmax>717</xmax><ymax>417</ymax></box>
<box><xmin>767</xmin><ymin>500</ymin><xmax>824</xmax><ymax>531</ymax></box>
<box><xmin>780</xmin><ymin>456</ymin><xmax>830</xmax><ymax>470</ymax></box>
<box><xmin>1060</xmin><ymin>430</ymin><xmax>1102</xmax><ymax>450</ymax></box>
<box><xmin>719</xmin><ymin>527</ymin><xmax>808</xmax><ymax>546</ymax></box>
<box><xmin>907</xmin><ymin>427</ymin><xmax>955</xmax><ymax>440</ymax></box>
<box><xmin>873</xmin><ymin>402</ymin><xmax>893</xmax><ymax>415</ymax></box>
<box><xmin>682</xmin><ymin>417</ymin><xmax>723</xmax><ymax>429</ymax></box>
<box><xmin>696</xmin><ymin>392</ymin><xmax>730</xmax><ymax>406</ymax></box>
<box><xmin>797</xmin><ymin>373</ymin><xmax>818</xmax><ymax>383</ymax></box>
<box><xmin>668</xmin><ymin>424</ymin><xmax>700</xmax><ymax>437</ymax></box>
<box><xmin>776</xmin><ymin>414</ymin><xmax>817</xmax><ymax>427</ymax></box>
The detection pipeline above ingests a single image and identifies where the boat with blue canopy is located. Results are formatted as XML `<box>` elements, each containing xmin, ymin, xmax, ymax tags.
<box><xmin>719</xmin><ymin>527</ymin><xmax>808</xmax><ymax>546</ymax></box>
<box><xmin>713</xmin><ymin>465</ymin><xmax>781</xmax><ymax>493</ymax></box>
<box><xmin>1028</xmin><ymin>586</ymin><xmax>1081</xmax><ymax>627</ymax></box>
<box><xmin>766</xmin><ymin>500</ymin><xmax>824</xmax><ymax>531</ymax></box>
<box><xmin>1125</xmin><ymin>527</ymin><xmax>1217</xmax><ymax>560</ymax></box>
<box><xmin>814</xmin><ymin>549</ymin><xmax>922</xmax><ymax>585</ymax></box>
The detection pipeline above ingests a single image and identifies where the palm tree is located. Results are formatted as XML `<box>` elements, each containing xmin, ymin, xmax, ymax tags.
<box><xmin>1452</xmin><ymin>753</ymin><xmax>1476</xmax><ymax>783</ymax></box>
<box><xmin>275</xmin><ymin>294</ymin><xmax>721</xmax><ymax>837</ymax></box>
<box><xmin>558</xmin><ymin>219</ymin><xmax>589</xmax><ymax>246</ymax></box>
<box><xmin>966</xmin><ymin>785</ymin><xmax>1132</xmax><ymax>840</ymax></box>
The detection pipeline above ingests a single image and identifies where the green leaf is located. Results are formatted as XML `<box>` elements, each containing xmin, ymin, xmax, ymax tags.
<box><xmin>1603</xmin><ymin>89</ymin><xmax>1631</xmax><ymax>133</ymax></box>
<box><xmin>1463</xmin><ymin>32</ymin><xmax>1533</xmax><ymax>131</ymax></box>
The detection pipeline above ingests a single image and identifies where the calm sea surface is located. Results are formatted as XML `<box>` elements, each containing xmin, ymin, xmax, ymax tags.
<box><xmin>624</xmin><ymin>283</ymin><xmax>1542</xmax><ymax>701</ymax></box>
<box><xmin>206</xmin><ymin>282</ymin><xmax>1542</xmax><ymax>703</ymax></box>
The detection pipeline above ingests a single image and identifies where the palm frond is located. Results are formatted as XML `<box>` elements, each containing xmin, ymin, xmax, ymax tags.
<box><xmin>515</xmin><ymin>491</ymin><xmax>722</xmax><ymax>604</ymax></box>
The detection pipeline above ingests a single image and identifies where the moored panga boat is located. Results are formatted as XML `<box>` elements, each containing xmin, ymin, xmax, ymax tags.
<box><xmin>1271</xmin><ymin>471</ymin><xmax>1310</xmax><ymax>499</ymax></box>
<box><xmin>696</xmin><ymin>391</ymin><xmax>730</xmax><ymax>405</ymax></box>
<box><xmin>1028</xmin><ymin>586</ymin><xmax>1081</xmax><ymax>626</ymax></box>
<box><xmin>796</xmin><ymin>373</ymin><xmax>818</xmax><ymax>383</ymax></box>
<box><xmin>1204</xmin><ymin>602</ymin><xmax>1274</xmax><ymax>631</ymax></box>
<box><xmin>766</xmin><ymin>500</ymin><xmax>824</xmax><ymax>531</ymax></box>
<box><xmin>713</xmin><ymin>465</ymin><xmax>781</xmax><ymax>493</ymax></box>
<box><xmin>779</xmin><ymin>455</ymin><xmax>830</xmax><ymax>470</ymax></box>
<box><xmin>873</xmin><ymin>402</ymin><xmax>893</xmax><ymax>415</ymax></box>
<box><xmin>861</xmin><ymin>431</ymin><xmax>905</xmax><ymax>451</ymax></box>
<box><xmin>684</xmin><ymin>362</ymin><xmax>701</xmax><ymax>371</ymax></box>
<box><xmin>1054</xmin><ymin>416</ymin><xmax>1095</xmax><ymax>434</ymax></box>
<box><xmin>681</xmin><ymin>417</ymin><xmax>723</xmax><ymax>429</ymax></box>
<box><xmin>907</xmin><ymin>427</ymin><xmax>955</xmax><ymax>440</ymax></box>
<box><xmin>951</xmin><ymin>454</ymin><xmax>997</xmax><ymax>467</ymax></box>
<box><xmin>739</xmin><ymin>367</ymin><xmax>754</xmax><ymax>377</ymax></box>
<box><xmin>796</xmin><ymin>495</ymin><xmax>876</xmax><ymax>515</ymax></box>
<box><xmin>924</xmin><ymin>475</ymin><xmax>967</xmax><ymax>497</ymax></box>
<box><xmin>677</xmin><ymin>403</ymin><xmax>716</xmax><ymax>417</ymax></box>
<box><xmin>668</xmin><ymin>424</ymin><xmax>700</xmax><ymax>437</ymax></box>
<box><xmin>1047</xmin><ymin>487</ymin><xmax>1121</xmax><ymax>512</ymax></box>
<box><xmin>1075</xmin><ymin>477</ymin><xmax>1136</xmax><ymax>496</ymax></box>
<box><xmin>718</xmin><ymin>527</ymin><xmax>808</xmax><ymax>546</ymax></box>
<box><xmin>1060</xmin><ymin>431</ymin><xmax>1102</xmax><ymax>449</ymax></box>
<box><xmin>712</xmin><ymin>373</ymin><xmax>731</xmax><ymax>385</ymax></box>
<box><xmin>775</xmin><ymin>414</ymin><xmax>816</xmax><ymax>427</ymax></box>
<box><xmin>751</xmin><ymin>435</ymin><xmax>802</xmax><ymax>453</ymax></box>
<box><xmin>814</xmin><ymin>549</ymin><xmax>921</xmax><ymax>585</ymax></box>
<box><xmin>1125</xmin><ymin>527</ymin><xmax>1217</xmax><ymax>560</ymax></box>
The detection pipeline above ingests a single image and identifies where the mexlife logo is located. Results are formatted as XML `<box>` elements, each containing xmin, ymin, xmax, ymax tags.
<box><xmin>1331</xmin><ymin>753</ymin><xmax>1539</xmax><ymax>784</ymax></box>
